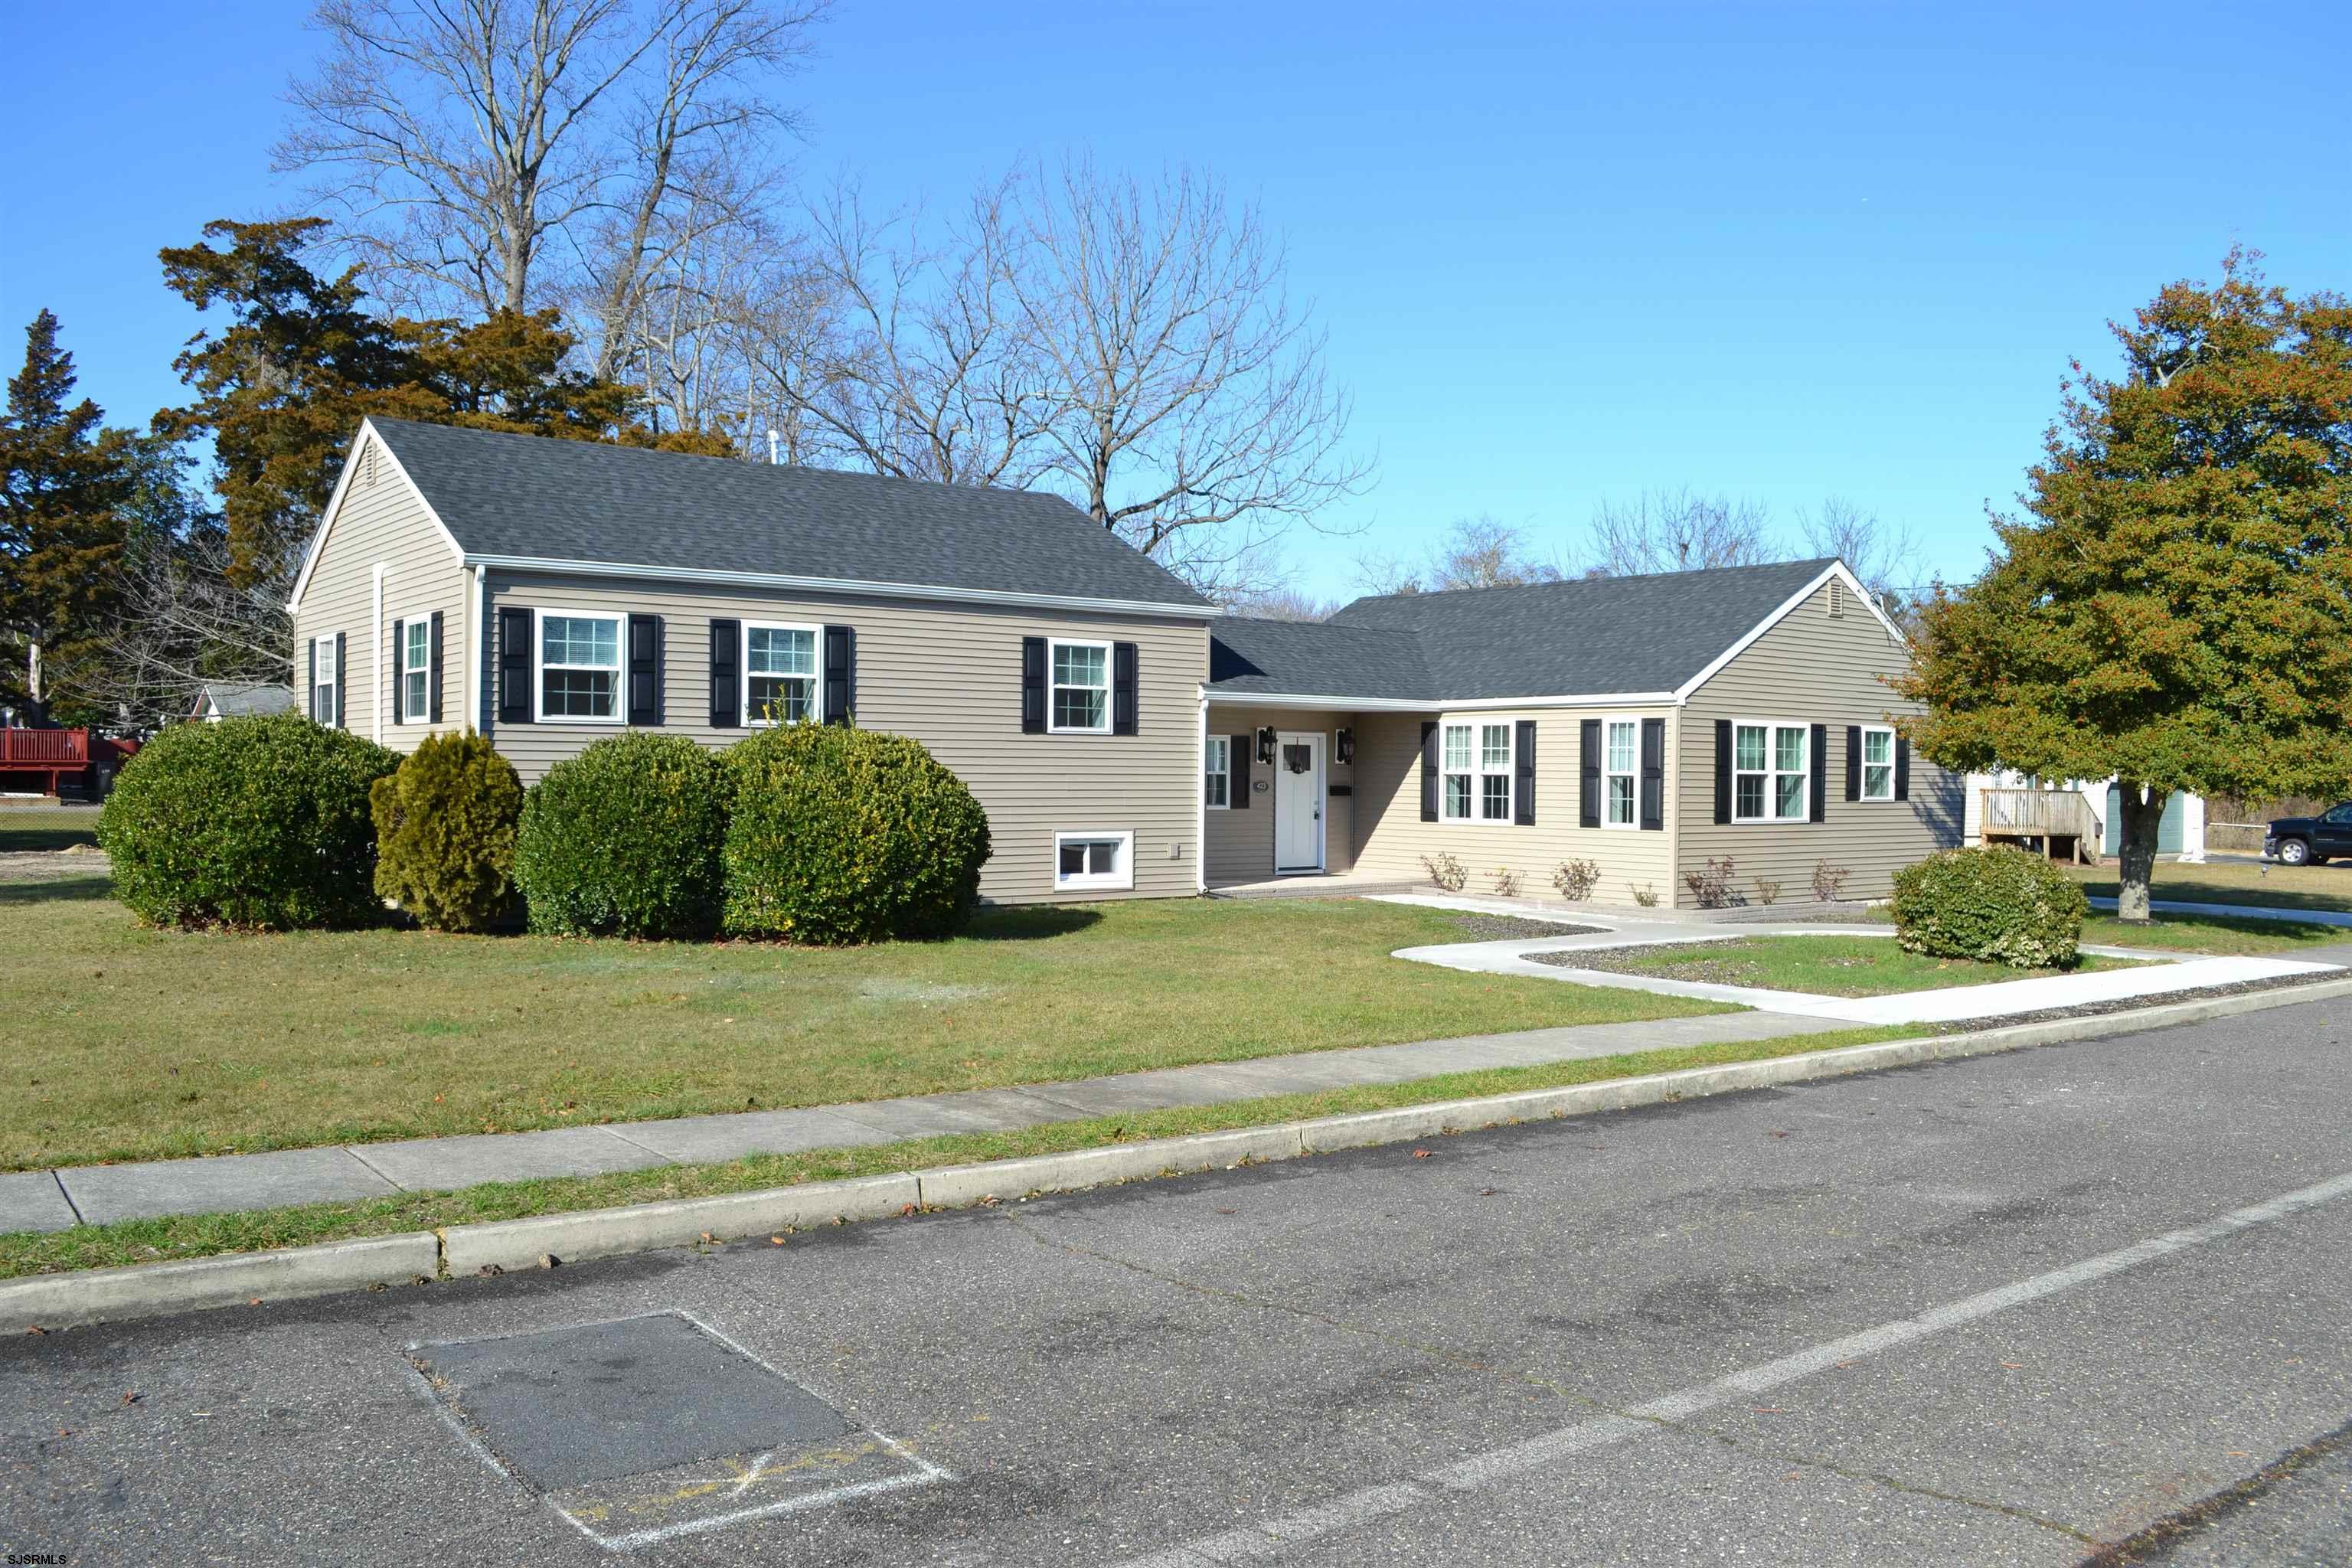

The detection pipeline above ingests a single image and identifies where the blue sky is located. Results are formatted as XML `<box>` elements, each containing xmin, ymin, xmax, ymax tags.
<box><xmin>5</xmin><ymin>2</ymin><xmax>2345</xmax><ymax>600</ymax></box>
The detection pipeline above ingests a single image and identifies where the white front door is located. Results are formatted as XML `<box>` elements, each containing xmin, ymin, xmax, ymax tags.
<box><xmin>1274</xmin><ymin>731</ymin><xmax>1325</xmax><ymax>874</ymax></box>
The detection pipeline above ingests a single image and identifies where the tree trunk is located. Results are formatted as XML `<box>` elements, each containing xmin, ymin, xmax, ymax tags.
<box><xmin>2114</xmin><ymin>780</ymin><xmax>2168</xmax><ymax>923</ymax></box>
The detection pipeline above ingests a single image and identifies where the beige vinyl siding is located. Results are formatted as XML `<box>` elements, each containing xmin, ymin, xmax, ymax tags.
<box><xmin>288</xmin><ymin>440</ymin><xmax>466</xmax><ymax>746</ymax></box>
<box><xmin>1677</xmin><ymin>580</ymin><xmax>1963</xmax><ymax>905</ymax></box>
<box><xmin>1351</xmin><ymin>710</ymin><xmax>1678</xmax><ymax>901</ymax></box>
<box><xmin>479</xmin><ymin>572</ymin><xmax>1208</xmax><ymax>903</ymax></box>
<box><xmin>1203</xmin><ymin>707</ymin><xmax>1357</xmax><ymax>884</ymax></box>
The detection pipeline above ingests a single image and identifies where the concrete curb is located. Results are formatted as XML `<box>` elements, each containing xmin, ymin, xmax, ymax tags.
<box><xmin>0</xmin><ymin>1232</ymin><xmax>438</xmax><ymax>1331</ymax></box>
<box><xmin>15</xmin><ymin>975</ymin><xmax>2352</xmax><ymax>1331</ymax></box>
<box><xmin>439</xmin><ymin>1173</ymin><xmax>922</xmax><ymax>1276</ymax></box>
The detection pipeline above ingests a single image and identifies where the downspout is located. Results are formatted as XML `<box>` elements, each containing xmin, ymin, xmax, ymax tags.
<box><xmin>471</xmin><ymin>564</ymin><xmax>487</xmax><ymax>734</ymax></box>
<box><xmin>371</xmin><ymin>564</ymin><xmax>386</xmax><ymax>743</ymax></box>
<box><xmin>1195</xmin><ymin>691</ymin><xmax>1210</xmax><ymax>894</ymax></box>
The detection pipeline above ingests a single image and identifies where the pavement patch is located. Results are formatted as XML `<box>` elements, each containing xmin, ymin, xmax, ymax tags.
<box><xmin>407</xmin><ymin>1308</ymin><xmax>946</xmax><ymax>1550</ymax></box>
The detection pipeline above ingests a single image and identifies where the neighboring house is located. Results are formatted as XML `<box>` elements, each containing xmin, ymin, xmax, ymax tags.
<box><xmin>1963</xmin><ymin>771</ymin><xmax>2206</xmax><ymax>863</ymax></box>
<box><xmin>191</xmin><ymin>681</ymin><xmax>299</xmax><ymax>723</ymax></box>
<box><xmin>289</xmin><ymin>420</ymin><xmax>1959</xmax><ymax>908</ymax></box>
<box><xmin>1203</xmin><ymin>560</ymin><xmax>1963</xmax><ymax>906</ymax></box>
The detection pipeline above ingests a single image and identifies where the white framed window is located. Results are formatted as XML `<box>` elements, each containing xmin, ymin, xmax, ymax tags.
<box><xmin>1440</xmin><ymin>722</ymin><xmax>1473</xmax><ymax>821</ymax></box>
<box><xmin>535</xmin><ymin>609</ymin><xmax>622</xmax><ymax>723</ymax></box>
<box><xmin>745</xmin><ymin>622</ymin><xmax>820</xmax><ymax>726</ymax></box>
<box><xmin>1478</xmin><ymin>722</ymin><xmax>1513</xmax><ymax>822</ymax></box>
<box><xmin>310</xmin><ymin>635</ymin><xmax>337</xmax><ymax>724</ymax></box>
<box><xmin>1733</xmin><ymin>720</ymin><xmax>1809</xmax><ymax>822</ymax></box>
<box><xmin>1205</xmin><ymin>735</ymin><xmax>1230</xmax><ymax>808</ymax></box>
<box><xmin>1860</xmin><ymin>724</ymin><xmax>1896</xmax><ymax>801</ymax></box>
<box><xmin>400</xmin><ymin>619</ymin><xmax>430</xmax><ymax>723</ymax></box>
<box><xmin>1048</xmin><ymin>639</ymin><xmax>1110</xmax><ymax>733</ymax></box>
<box><xmin>1605</xmin><ymin>718</ymin><xmax>1638</xmax><ymax>828</ymax></box>
<box><xmin>1054</xmin><ymin>830</ymin><xmax>1133</xmax><ymax>891</ymax></box>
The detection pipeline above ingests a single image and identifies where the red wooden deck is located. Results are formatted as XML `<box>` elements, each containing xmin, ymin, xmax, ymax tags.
<box><xmin>0</xmin><ymin>727</ymin><xmax>129</xmax><ymax>797</ymax></box>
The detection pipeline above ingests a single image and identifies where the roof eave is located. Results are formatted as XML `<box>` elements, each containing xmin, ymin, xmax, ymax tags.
<box><xmin>463</xmin><ymin>553</ymin><xmax>1220</xmax><ymax>620</ymax></box>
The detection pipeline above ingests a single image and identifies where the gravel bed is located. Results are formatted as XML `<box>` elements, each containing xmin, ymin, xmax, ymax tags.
<box><xmin>1446</xmin><ymin>915</ymin><xmax>1610</xmax><ymax>940</ymax></box>
<box><xmin>1926</xmin><ymin>971</ymin><xmax>2345</xmax><ymax>1033</ymax></box>
<box><xmin>1524</xmin><ymin>942</ymin><xmax>1768</xmax><ymax>981</ymax></box>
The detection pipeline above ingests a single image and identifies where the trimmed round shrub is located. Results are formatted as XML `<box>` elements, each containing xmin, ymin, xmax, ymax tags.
<box><xmin>371</xmin><ymin>731</ymin><xmax>524</xmax><ymax>933</ymax></box>
<box><xmin>97</xmin><ymin>712</ymin><xmax>400</xmax><ymax>929</ymax></box>
<box><xmin>720</xmin><ymin>724</ymin><xmax>991</xmax><ymax>944</ymax></box>
<box><xmin>1890</xmin><ymin>845</ymin><xmax>2087</xmax><ymax>969</ymax></box>
<box><xmin>512</xmin><ymin>733</ymin><xmax>725</xmax><ymax>938</ymax></box>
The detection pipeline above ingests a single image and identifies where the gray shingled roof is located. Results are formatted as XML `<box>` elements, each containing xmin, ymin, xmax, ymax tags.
<box><xmin>194</xmin><ymin>681</ymin><xmax>298</xmax><ymax>718</ymax></box>
<box><xmin>368</xmin><ymin>419</ymin><xmax>1211</xmax><ymax>610</ymax></box>
<box><xmin>1207</xmin><ymin>558</ymin><xmax>1837</xmax><ymax>701</ymax></box>
<box><xmin>1208</xmin><ymin>616</ymin><xmax>1433</xmax><ymax>699</ymax></box>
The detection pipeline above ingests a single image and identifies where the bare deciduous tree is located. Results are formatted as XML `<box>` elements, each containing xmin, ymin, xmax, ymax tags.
<box><xmin>750</xmin><ymin>178</ymin><xmax>1054</xmax><ymax>486</ymax></box>
<box><xmin>1582</xmin><ymin>489</ymin><xmax>1777</xmax><ymax>577</ymax></box>
<box><xmin>279</xmin><ymin>0</ymin><xmax>819</xmax><ymax>332</ymax></box>
<box><xmin>1357</xmin><ymin>515</ymin><xmax>1566</xmax><ymax>596</ymax></box>
<box><xmin>59</xmin><ymin>526</ymin><xmax>293</xmax><ymax>733</ymax></box>
<box><xmin>1006</xmin><ymin>158</ymin><xmax>1370</xmax><ymax>598</ymax></box>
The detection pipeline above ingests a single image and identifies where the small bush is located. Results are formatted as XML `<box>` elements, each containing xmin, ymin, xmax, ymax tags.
<box><xmin>97</xmin><ymin>712</ymin><xmax>399</xmax><ymax>929</ymax></box>
<box><xmin>1753</xmin><ymin>876</ymin><xmax>1782</xmax><ymax>905</ymax></box>
<box><xmin>1421</xmin><ymin>851</ymin><xmax>1467</xmax><ymax>893</ymax></box>
<box><xmin>1682</xmin><ymin>855</ymin><xmax>1740</xmax><ymax>909</ymax></box>
<box><xmin>1552</xmin><ymin>858</ymin><xmax>1600</xmax><ymax>900</ymax></box>
<box><xmin>1491</xmin><ymin>866</ymin><xmax>1523</xmax><ymax>898</ymax></box>
<box><xmin>1628</xmin><ymin>882</ymin><xmax>1659</xmax><ymax>907</ymax></box>
<box><xmin>371</xmin><ymin>731</ymin><xmax>524</xmax><ymax>932</ymax></box>
<box><xmin>1890</xmin><ymin>846</ymin><xmax>2087</xmax><ymax>969</ymax></box>
<box><xmin>720</xmin><ymin>724</ymin><xmax>991</xmax><ymax>944</ymax></box>
<box><xmin>514</xmin><ymin>733</ymin><xmax>727</xmax><ymax>938</ymax></box>
<box><xmin>1811</xmin><ymin>858</ymin><xmax>1852</xmax><ymax>902</ymax></box>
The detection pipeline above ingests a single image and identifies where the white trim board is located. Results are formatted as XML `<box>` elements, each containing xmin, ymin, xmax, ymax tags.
<box><xmin>286</xmin><ymin>420</ymin><xmax>466</xmax><ymax>612</ymax></box>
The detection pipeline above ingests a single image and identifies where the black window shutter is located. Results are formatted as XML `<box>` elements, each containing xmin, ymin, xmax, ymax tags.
<box><xmin>1640</xmin><ymin>717</ymin><xmax>1666</xmax><ymax>831</ymax></box>
<box><xmin>390</xmin><ymin>618</ymin><xmax>406</xmax><ymax>724</ymax></box>
<box><xmin>1809</xmin><ymin>723</ymin><xmax>1828</xmax><ymax>822</ymax></box>
<box><xmin>306</xmin><ymin>638</ymin><xmax>318</xmax><ymax>722</ymax></box>
<box><xmin>498</xmin><ymin>606</ymin><xmax>532</xmax><ymax>724</ymax></box>
<box><xmin>1021</xmin><ymin>636</ymin><xmax>1046</xmax><ymax>733</ymax></box>
<box><xmin>627</xmin><ymin>612</ymin><xmax>662</xmax><ymax>726</ymax></box>
<box><xmin>333</xmin><ymin>632</ymin><xmax>346</xmax><ymax>728</ymax></box>
<box><xmin>1579</xmin><ymin>717</ymin><xmax>1602</xmax><ymax>828</ymax></box>
<box><xmin>1845</xmin><ymin>724</ymin><xmax>1862</xmax><ymax>801</ymax></box>
<box><xmin>1714</xmin><ymin>719</ymin><xmax>1733</xmax><ymax>825</ymax></box>
<box><xmin>428</xmin><ymin>610</ymin><xmax>444</xmax><ymax>724</ymax></box>
<box><xmin>1418</xmin><ymin>721</ymin><xmax>1439</xmax><ymax>822</ymax></box>
<box><xmin>1230</xmin><ymin>734</ymin><xmax>1252</xmax><ymax>809</ymax></box>
<box><xmin>708</xmin><ymin>618</ymin><xmax>740</xmax><ymax>728</ymax></box>
<box><xmin>822</xmin><ymin>624</ymin><xmax>854</xmax><ymax>725</ymax></box>
<box><xmin>1112</xmin><ymin>642</ymin><xmax>1139</xmax><ymax>735</ymax></box>
<box><xmin>1514</xmin><ymin>720</ymin><xmax>1537</xmax><ymax>826</ymax></box>
<box><xmin>1895</xmin><ymin>735</ymin><xmax>1911</xmax><ymax>801</ymax></box>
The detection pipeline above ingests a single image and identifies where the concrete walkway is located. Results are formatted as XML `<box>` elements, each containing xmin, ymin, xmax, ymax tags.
<box><xmin>2086</xmin><ymin>896</ymin><xmax>2352</xmax><ymax>927</ymax></box>
<box><xmin>0</xmin><ymin>1008</ymin><xmax>1837</xmax><ymax>1236</ymax></box>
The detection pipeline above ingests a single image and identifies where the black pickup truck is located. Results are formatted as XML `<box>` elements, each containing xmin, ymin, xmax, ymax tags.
<box><xmin>2265</xmin><ymin>803</ymin><xmax>2352</xmax><ymax>865</ymax></box>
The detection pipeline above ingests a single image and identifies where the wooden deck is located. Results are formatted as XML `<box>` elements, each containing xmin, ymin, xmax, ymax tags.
<box><xmin>1978</xmin><ymin>787</ymin><xmax>2100</xmax><ymax>864</ymax></box>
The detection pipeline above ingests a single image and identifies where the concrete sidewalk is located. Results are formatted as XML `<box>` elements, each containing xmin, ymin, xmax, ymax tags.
<box><xmin>0</xmin><ymin>1008</ymin><xmax>1836</xmax><ymax>1236</ymax></box>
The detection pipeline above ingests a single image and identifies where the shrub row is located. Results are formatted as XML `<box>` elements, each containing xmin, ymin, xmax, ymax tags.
<box><xmin>97</xmin><ymin>714</ymin><xmax>991</xmax><ymax>945</ymax></box>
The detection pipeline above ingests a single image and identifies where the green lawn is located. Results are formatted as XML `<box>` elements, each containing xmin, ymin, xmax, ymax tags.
<box><xmin>0</xmin><ymin>1024</ymin><xmax>1916</xmax><ymax>1279</ymax></box>
<box><xmin>2062</xmin><ymin>860</ymin><xmax>2352</xmax><ymax>916</ymax></box>
<box><xmin>1</xmin><ymin>880</ymin><xmax>1730</xmax><ymax>1171</ymax></box>
<box><xmin>1554</xmin><ymin>935</ymin><xmax>2130</xmax><ymax>996</ymax></box>
<box><xmin>2075</xmin><ymin>911</ymin><xmax>2346</xmax><ymax>954</ymax></box>
<box><xmin>0</xmin><ymin>803</ymin><xmax>100</xmax><ymax>853</ymax></box>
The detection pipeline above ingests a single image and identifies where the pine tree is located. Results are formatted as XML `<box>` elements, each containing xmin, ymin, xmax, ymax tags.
<box><xmin>0</xmin><ymin>310</ymin><xmax>129</xmax><ymax>724</ymax></box>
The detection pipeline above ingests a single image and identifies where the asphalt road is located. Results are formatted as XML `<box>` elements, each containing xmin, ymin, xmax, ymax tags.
<box><xmin>5</xmin><ymin>1000</ymin><xmax>2350</xmax><ymax>1566</ymax></box>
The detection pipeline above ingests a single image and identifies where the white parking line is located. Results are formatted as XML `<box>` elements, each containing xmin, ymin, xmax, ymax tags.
<box><xmin>1114</xmin><ymin>1168</ymin><xmax>2352</xmax><ymax>1566</ymax></box>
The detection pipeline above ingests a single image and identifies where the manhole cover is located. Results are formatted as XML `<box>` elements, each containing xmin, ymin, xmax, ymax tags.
<box><xmin>409</xmin><ymin>1311</ymin><xmax>944</xmax><ymax>1550</ymax></box>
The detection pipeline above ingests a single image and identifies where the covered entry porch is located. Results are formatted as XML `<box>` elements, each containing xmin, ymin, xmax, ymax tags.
<box><xmin>1204</xmin><ymin>700</ymin><xmax>1397</xmax><ymax>889</ymax></box>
